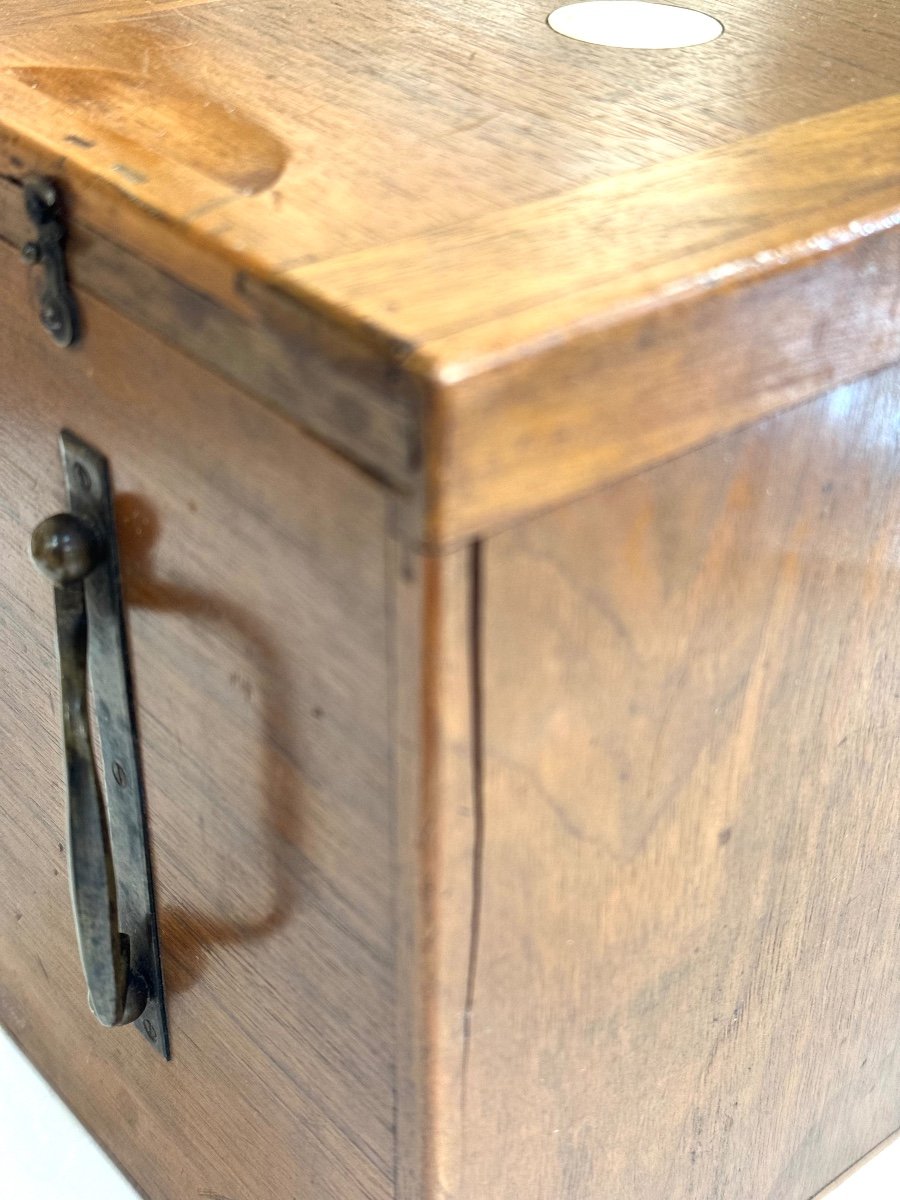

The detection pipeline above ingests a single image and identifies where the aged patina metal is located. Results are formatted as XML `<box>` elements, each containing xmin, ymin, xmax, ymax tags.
<box><xmin>21</xmin><ymin>175</ymin><xmax>79</xmax><ymax>347</ymax></box>
<box><xmin>31</xmin><ymin>431</ymin><xmax>169</xmax><ymax>1058</ymax></box>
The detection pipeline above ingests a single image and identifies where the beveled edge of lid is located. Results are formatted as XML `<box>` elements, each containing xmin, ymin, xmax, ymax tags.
<box><xmin>2</xmin><ymin>93</ymin><xmax>900</xmax><ymax>546</ymax></box>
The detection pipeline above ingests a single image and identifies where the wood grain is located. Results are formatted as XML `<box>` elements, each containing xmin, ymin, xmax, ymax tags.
<box><xmin>0</xmin><ymin>173</ymin><xmax>421</xmax><ymax>491</ymax></box>
<box><xmin>2</xmin><ymin>3</ymin><xmax>900</xmax><ymax>545</ymax></box>
<box><xmin>0</xmin><ymin>235</ymin><xmax>395</xmax><ymax>1199</ymax></box>
<box><xmin>8</xmin><ymin>93</ymin><xmax>900</xmax><ymax>542</ymax></box>
<box><xmin>390</xmin><ymin>540</ymin><xmax>479</xmax><ymax>1200</ymax></box>
<box><xmin>3</xmin><ymin>6</ymin><xmax>900</xmax><ymax>1196</ymax></box>
<box><xmin>418</xmin><ymin>368</ymin><xmax>900</xmax><ymax>1199</ymax></box>
<box><xmin>309</xmin><ymin>95</ymin><xmax>900</xmax><ymax>542</ymax></box>
<box><xmin>1</xmin><ymin>0</ymin><xmax>899</xmax><ymax>267</ymax></box>
<box><xmin>4</xmin><ymin>0</ymin><xmax>900</xmax><ymax>544</ymax></box>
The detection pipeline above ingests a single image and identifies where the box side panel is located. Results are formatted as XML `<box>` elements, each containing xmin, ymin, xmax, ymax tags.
<box><xmin>434</xmin><ymin>366</ymin><xmax>900</xmax><ymax>1197</ymax></box>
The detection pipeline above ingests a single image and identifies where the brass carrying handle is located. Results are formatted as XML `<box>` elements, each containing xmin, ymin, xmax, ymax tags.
<box><xmin>30</xmin><ymin>431</ymin><xmax>169</xmax><ymax>1056</ymax></box>
<box><xmin>31</xmin><ymin>513</ymin><xmax>147</xmax><ymax>1027</ymax></box>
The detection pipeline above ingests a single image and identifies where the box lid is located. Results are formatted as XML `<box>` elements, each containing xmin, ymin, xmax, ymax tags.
<box><xmin>2</xmin><ymin>0</ymin><xmax>900</xmax><ymax>544</ymax></box>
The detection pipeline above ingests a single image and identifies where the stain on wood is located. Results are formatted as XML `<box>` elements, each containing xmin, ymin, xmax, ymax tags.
<box><xmin>11</xmin><ymin>66</ymin><xmax>286</xmax><ymax>193</ymax></box>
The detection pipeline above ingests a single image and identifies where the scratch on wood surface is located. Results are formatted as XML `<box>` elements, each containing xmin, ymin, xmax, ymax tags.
<box><xmin>73</xmin><ymin>0</ymin><xmax>220</xmax><ymax>19</ymax></box>
<box><xmin>184</xmin><ymin>194</ymin><xmax>237</xmax><ymax>222</ymax></box>
<box><xmin>112</xmin><ymin>161</ymin><xmax>148</xmax><ymax>185</ymax></box>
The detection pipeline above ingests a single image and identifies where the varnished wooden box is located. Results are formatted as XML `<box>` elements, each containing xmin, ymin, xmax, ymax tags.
<box><xmin>2</xmin><ymin>3</ymin><xmax>900</xmax><ymax>1198</ymax></box>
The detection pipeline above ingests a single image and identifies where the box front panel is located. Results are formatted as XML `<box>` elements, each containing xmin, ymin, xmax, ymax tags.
<box><xmin>0</xmin><ymin>239</ymin><xmax>394</xmax><ymax>1199</ymax></box>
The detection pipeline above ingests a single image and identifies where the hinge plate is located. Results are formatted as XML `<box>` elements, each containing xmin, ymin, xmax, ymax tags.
<box><xmin>22</xmin><ymin>175</ymin><xmax>79</xmax><ymax>348</ymax></box>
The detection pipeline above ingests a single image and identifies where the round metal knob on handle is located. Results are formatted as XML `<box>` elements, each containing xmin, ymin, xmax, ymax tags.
<box><xmin>31</xmin><ymin>513</ymin><xmax>102</xmax><ymax>585</ymax></box>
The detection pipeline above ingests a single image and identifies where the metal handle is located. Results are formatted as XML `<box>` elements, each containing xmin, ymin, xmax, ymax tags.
<box><xmin>30</xmin><ymin>433</ymin><xmax>169</xmax><ymax>1056</ymax></box>
<box><xmin>31</xmin><ymin>514</ymin><xmax>146</xmax><ymax>1027</ymax></box>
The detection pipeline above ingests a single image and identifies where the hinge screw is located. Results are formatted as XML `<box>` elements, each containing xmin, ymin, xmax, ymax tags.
<box><xmin>21</xmin><ymin>241</ymin><xmax>41</xmax><ymax>265</ymax></box>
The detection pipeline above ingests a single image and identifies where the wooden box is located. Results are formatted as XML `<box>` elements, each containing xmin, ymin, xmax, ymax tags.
<box><xmin>1</xmin><ymin>3</ymin><xmax>900</xmax><ymax>1198</ymax></box>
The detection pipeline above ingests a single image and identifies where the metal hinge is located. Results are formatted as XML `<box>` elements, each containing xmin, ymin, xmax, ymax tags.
<box><xmin>21</xmin><ymin>175</ymin><xmax>79</xmax><ymax>348</ymax></box>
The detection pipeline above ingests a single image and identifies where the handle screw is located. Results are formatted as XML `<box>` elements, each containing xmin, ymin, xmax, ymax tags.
<box><xmin>73</xmin><ymin>461</ymin><xmax>92</xmax><ymax>493</ymax></box>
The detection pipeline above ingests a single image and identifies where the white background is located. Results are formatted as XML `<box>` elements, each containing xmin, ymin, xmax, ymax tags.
<box><xmin>0</xmin><ymin>1028</ymin><xmax>897</xmax><ymax>1198</ymax></box>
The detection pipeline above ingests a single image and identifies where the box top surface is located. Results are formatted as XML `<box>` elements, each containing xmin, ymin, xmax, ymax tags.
<box><xmin>0</xmin><ymin>0</ymin><xmax>896</xmax><ymax>268</ymax></box>
<box><xmin>3</xmin><ymin>1</ymin><xmax>900</xmax><ymax>541</ymax></box>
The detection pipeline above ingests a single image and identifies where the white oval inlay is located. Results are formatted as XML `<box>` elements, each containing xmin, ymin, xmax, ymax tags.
<box><xmin>547</xmin><ymin>1</ymin><xmax>723</xmax><ymax>49</ymax></box>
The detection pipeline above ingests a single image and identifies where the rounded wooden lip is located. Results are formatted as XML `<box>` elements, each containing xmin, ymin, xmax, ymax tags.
<box><xmin>6</xmin><ymin>92</ymin><xmax>894</xmax><ymax>380</ymax></box>
<box><xmin>1</xmin><ymin>29</ymin><xmax>900</xmax><ymax>545</ymax></box>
